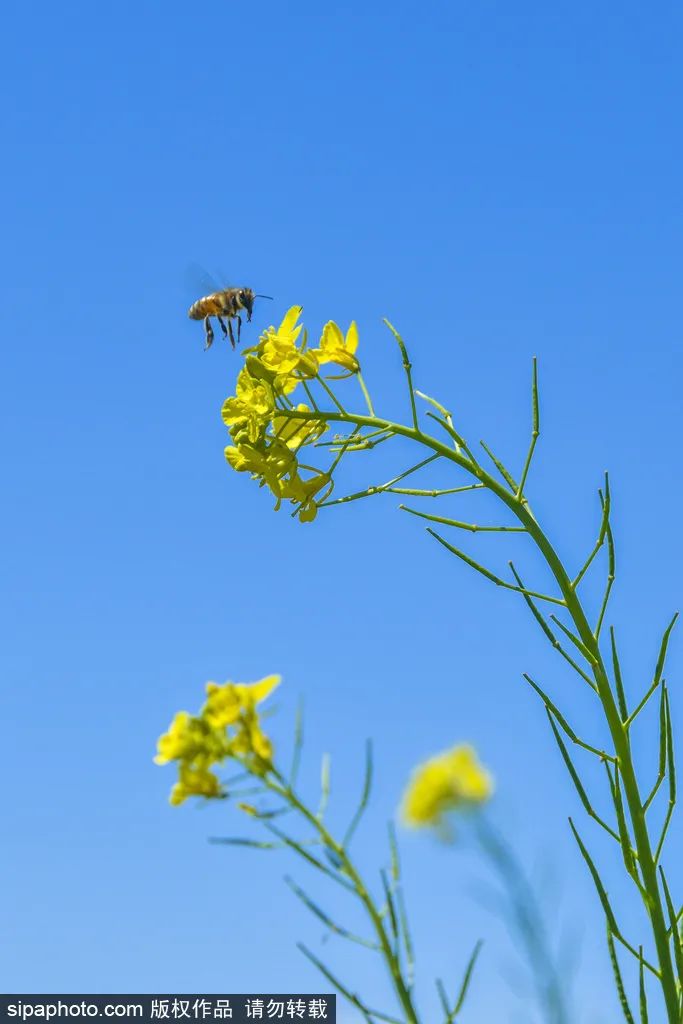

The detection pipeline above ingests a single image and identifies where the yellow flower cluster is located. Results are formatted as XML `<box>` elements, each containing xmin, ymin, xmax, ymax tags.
<box><xmin>401</xmin><ymin>744</ymin><xmax>493</xmax><ymax>829</ymax></box>
<box><xmin>155</xmin><ymin>675</ymin><xmax>280</xmax><ymax>805</ymax></box>
<box><xmin>222</xmin><ymin>307</ymin><xmax>360</xmax><ymax>523</ymax></box>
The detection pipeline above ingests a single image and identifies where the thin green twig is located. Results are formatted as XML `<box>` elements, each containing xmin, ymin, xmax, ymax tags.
<box><xmin>517</xmin><ymin>357</ymin><xmax>540</xmax><ymax>499</ymax></box>
<box><xmin>524</xmin><ymin>674</ymin><xmax>614</xmax><ymax>762</ymax></box>
<box><xmin>318</xmin><ymin>454</ymin><xmax>440</xmax><ymax>509</ymax></box>
<box><xmin>344</xmin><ymin>740</ymin><xmax>374</xmax><ymax>848</ymax></box>
<box><xmin>654</xmin><ymin>686</ymin><xmax>676</xmax><ymax>863</ymax></box>
<box><xmin>401</xmin><ymin>505</ymin><xmax>526</xmax><ymax>534</ymax></box>
<box><xmin>427</xmin><ymin>528</ymin><xmax>565</xmax><ymax>605</ymax></box>
<box><xmin>357</xmin><ymin>371</ymin><xmax>376</xmax><ymax>416</ymax></box>
<box><xmin>572</xmin><ymin>477</ymin><xmax>611</xmax><ymax>589</ymax></box>
<box><xmin>643</xmin><ymin>687</ymin><xmax>668</xmax><ymax>813</ymax></box>
<box><xmin>511</xmin><ymin>564</ymin><xmax>597</xmax><ymax>689</ymax></box>
<box><xmin>594</xmin><ymin>489</ymin><xmax>615</xmax><ymax>639</ymax></box>
<box><xmin>479</xmin><ymin>439</ymin><xmax>519</xmax><ymax>492</ymax></box>
<box><xmin>384</xmin><ymin>319</ymin><xmax>419</xmax><ymax>431</ymax></box>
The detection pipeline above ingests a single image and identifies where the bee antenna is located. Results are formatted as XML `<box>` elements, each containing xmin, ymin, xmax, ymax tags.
<box><xmin>255</xmin><ymin>294</ymin><xmax>274</xmax><ymax>300</ymax></box>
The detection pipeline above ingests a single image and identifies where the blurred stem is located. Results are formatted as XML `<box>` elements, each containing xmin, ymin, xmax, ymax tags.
<box><xmin>263</xmin><ymin>767</ymin><xmax>420</xmax><ymax>1024</ymax></box>
<box><xmin>476</xmin><ymin>816</ymin><xmax>568</xmax><ymax>1024</ymax></box>
<box><xmin>279</xmin><ymin>403</ymin><xmax>681</xmax><ymax>1021</ymax></box>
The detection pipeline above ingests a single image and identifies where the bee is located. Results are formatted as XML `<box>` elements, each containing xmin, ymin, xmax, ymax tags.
<box><xmin>188</xmin><ymin>285</ymin><xmax>272</xmax><ymax>351</ymax></box>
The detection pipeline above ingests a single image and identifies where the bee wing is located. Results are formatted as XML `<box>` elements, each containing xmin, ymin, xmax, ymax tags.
<box><xmin>184</xmin><ymin>262</ymin><xmax>232</xmax><ymax>300</ymax></box>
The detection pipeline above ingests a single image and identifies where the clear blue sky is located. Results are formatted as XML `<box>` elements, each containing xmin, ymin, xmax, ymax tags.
<box><xmin>2</xmin><ymin>2</ymin><xmax>682</xmax><ymax>1021</ymax></box>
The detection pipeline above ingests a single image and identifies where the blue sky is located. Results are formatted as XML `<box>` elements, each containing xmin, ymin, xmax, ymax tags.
<box><xmin>2</xmin><ymin>2</ymin><xmax>683</xmax><ymax>1021</ymax></box>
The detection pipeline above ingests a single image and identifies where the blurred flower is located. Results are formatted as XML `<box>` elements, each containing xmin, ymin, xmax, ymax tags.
<box><xmin>154</xmin><ymin>711</ymin><xmax>226</xmax><ymax>766</ymax></box>
<box><xmin>203</xmin><ymin>675</ymin><xmax>280</xmax><ymax>729</ymax></box>
<box><xmin>230</xmin><ymin>705</ymin><xmax>274</xmax><ymax>769</ymax></box>
<box><xmin>156</xmin><ymin>676</ymin><xmax>280</xmax><ymax>805</ymax></box>
<box><xmin>400</xmin><ymin>744</ymin><xmax>493</xmax><ymax>829</ymax></box>
<box><xmin>170</xmin><ymin>762</ymin><xmax>223</xmax><ymax>806</ymax></box>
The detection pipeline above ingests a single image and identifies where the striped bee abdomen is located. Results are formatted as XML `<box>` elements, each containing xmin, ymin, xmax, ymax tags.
<box><xmin>188</xmin><ymin>294</ymin><xmax>219</xmax><ymax>320</ymax></box>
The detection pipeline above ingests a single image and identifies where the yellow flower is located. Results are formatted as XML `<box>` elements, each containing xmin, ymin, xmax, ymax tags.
<box><xmin>257</xmin><ymin>307</ymin><xmax>319</xmax><ymax>380</ymax></box>
<box><xmin>401</xmin><ymin>744</ymin><xmax>493</xmax><ymax>828</ymax></box>
<box><xmin>227</xmin><ymin>440</ymin><xmax>296</xmax><ymax>483</ymax></box>
<box><xmin>242</xmin><ymin>355</ymin><xmax>300</xmax><ymax>400</ymax></box>
<box><xmin>170</xmin><ymin>762</ymin><xmax>223</xmax><ymax>806</ymax></box>
<box><xmin>202</xmin><ymin>677</ymin><xmax>278</xmax><ymax>772</ymax></box>
<box><xmin>272</xmin><ymin>405</ymin><xmax>328</xmax><ymax>449</ymax></box>
<box><xmin>156</xmin><ymin>676</ymin><xmax>280</xmax><ymax>806</ymax></box>
<box><xmin>154</xmin><ymin>711</ymin><xmax>225</xmax><ymax>766</ymax></box>
<box><xmin>203</xmin><ymin>675</ymin><xmax>280</xmax><ymax>729</ymax></box>
<box><xmin>311</xmin><ymin>320</ymin><xmax>360</xmax><ymax>374</ymax></box>
<box><xmin>288</xmin><ymin>469</ymin><xmax>331</xmax><ymax>522</ymax></box>
<box><xmin>222</xmin><ymin>368</ymin><xmax>274</xmax><ymax>444</ymax></box>
<box><xmin>279</xmin><ymin>466</ymin><xmax>330</xmax><ymax>505</ymax></box>
<box><xmin>231</xmin><ymin>708</ymin><xmax>274</xmax><ymax>769</ymax></box>
<box><xmin>225</xmin><ymin>440</ymin><xmax>297</xmax><ymax>497</ymax></box>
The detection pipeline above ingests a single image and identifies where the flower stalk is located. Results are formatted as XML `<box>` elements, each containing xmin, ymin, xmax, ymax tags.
<box><xmin>155</xmin><ymin>675</ymin><xmax>490</xmax><ymax>1023</ymax></box>
<box><xmin>218</xmin><ymin>308</ymin><xmax>682</xmax><ymax>1020</ymax></box>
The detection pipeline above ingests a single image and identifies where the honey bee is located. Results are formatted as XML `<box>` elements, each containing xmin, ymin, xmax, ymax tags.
<box><xmin>188</xmin><ymin>285</ymin><xmax>272</xmax><ymax>350</ymax></box>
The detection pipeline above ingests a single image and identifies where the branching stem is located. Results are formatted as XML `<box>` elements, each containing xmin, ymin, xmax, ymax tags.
<box><xmin>277</xmin><ymin>398</ymin><xmax>681</xmax><ymax>1019</ymax></box>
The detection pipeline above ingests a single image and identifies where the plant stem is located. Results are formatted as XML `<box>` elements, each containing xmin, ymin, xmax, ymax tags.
<box><xmin>278</xmin><ymin>404</ymin><xmax>682</xmax><ymax>1020</ymax></box>
<box><xmin>266</xmin><ymin>769</ymin><xmax>420</xmax><ymax>1024</ymax></box>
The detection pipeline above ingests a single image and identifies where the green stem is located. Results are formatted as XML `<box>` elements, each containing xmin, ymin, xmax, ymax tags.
<box><xmin>384</xmin><ymin>318</ymin><xmax>419</xmax><ymax>431</ymax></box>
<box><xmin>517</xmin><ymin>357</ymin><xmax>540</xmax><ymax>500</ymax></box>
<box><xmin>266</xmin><ymin>769</ymin><xmax>420</xmax><ymax>1024</ymax></box>
<box><xmin>357</xmin><ymin>371</ymin><xmax>376</xmax><ymax>416</ymax></box>
<box><xmin>277</xmin><ymin>404</ymin><xmax>681</xmax><ymax>1020</ymax></box>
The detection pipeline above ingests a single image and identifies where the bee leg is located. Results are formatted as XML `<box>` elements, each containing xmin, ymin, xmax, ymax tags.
<box><xmin>227</xmin><ymin>319</ymin><xmax>236</xmax><ymax>349</ymax></box>
<box><xmin>236</xmin><ymin>315</ymin><xmax>242</xmax><ymax>344</ymax></box>
<box><xmin>204</xmin><ymin>316</ymin><xmax>214</xmax><ymax>351</ymax></box>
<box><xmin>216</xmin><ymin>316</ymin><xmax>229</xmax><ymax>342</ymax></box>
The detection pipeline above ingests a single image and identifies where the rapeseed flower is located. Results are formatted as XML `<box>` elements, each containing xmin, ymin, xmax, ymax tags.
<box><xmin>203</xmin><ymin>676</ymin><xmax>278</xmax><ymax>771</ymax></box>
<box><xmin>222</xmin><ymin>308</ymin><xmax>361</xmax><ymax>522</ymax></box>
<box><xmin>272</xmin><ymin>405</ymin><xmax>327</xmax><ymax>449</ymax></box>
<box><xmin>288</xmin><ymin>469</ymin><xmax>331</xmax><ymax>522</ymax></box>
<box><xmin>203</xmin><ymin>675</ymin><xmax>280</xmax><ymax>729</ymax></box>
<box><xmin>401</xmin><ymin>744</ymin><xmax>493</xmax><ymax>829</ymax></box>
<box><xmin>224</xmin><ymin>440</ymin><xmax>297</xmax><ymax>501</ymax></box>
<box><xmin>170</xmin><ymin>762</ymin><xmax>223</xmax><ymax>806</ymax></box>
<box><xmin>311</xmin><ymin>320</ymin><xmax>360</xmax><ymax>374</ymax></box>
<box><xmin>222</xmin><ymin>367</ymin><xmax>274</xmax><ymax>445</ymax></box>
<box><xmin>154</xmin><ymin>711</ymin><xmax>227</xmax><ymax>767</ymax></box>
<box><xmin>256</xmin><ymin>307</ymin><xmax>319</xmax><ymax>381</ymax></box>
<box><xmin>156</xmin><ymin>675</ymin><xmax>279</xmax><ymax>805</ymax></box>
